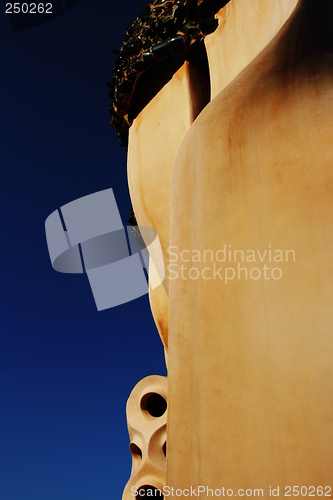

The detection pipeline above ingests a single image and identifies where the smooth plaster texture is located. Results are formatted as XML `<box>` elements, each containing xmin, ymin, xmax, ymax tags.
<box><xmin>205</xmin><ymin>0</ymin><xmax>298</xmax><ymax>98</ymax></box>
<box><xmin>128</xmin><ymin>62</ymin><xmax>209</xmax><ymax>353</ymax></box>
<box><xmin>169</xmin><ymin>0</ymin><xmax>333</xmax><ymax>493</ymax></box>
<box><xmin>126</xmin><ymin>0</ymin><xmax>333</xmax><ymax>495</ymax></box>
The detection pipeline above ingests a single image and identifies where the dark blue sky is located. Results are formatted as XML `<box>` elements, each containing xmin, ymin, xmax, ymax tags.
<box><xmin>0</xmin><ymin>2</ymin><xmax>167</xmax><ymax>499</ymax></box>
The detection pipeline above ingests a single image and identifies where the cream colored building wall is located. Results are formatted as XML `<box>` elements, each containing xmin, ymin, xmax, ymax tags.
<box><xmin>128</xmin><ymin>62</ymin><xmax>208</xmax><ymax>351</ymax></box>
<box><xmin>126</xmin><ymin>0</ymin><xmax>333</xmax><ymax>495</ymax></box>
<box><xmin>168</xmin><ymin>0</ymin><xmax>333</xmax><ymax>493</ymax></box>
<box><xmin>205</xmin><ymin>0</ymin><xmax>298</xmax><ymax>98</ymax></box>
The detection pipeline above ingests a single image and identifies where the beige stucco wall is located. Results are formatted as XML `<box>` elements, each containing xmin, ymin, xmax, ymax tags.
<box><xmin>168</xmin><ymin>0</ymin><xmax>333</xmax><ymax>493</ymax></box>
<box><xmin>126</xmin><ymin>0</ymin><xmax>333</xmax><ymax>495</ymax></box>
<box><xmin>128</xmin><ymin>62</ymin><xmax>209</xmax><ymax>351</ymax></box>
<box><xmin>205</xmin><ymin>0</ymin><xmax>298</xmax><ymax>98</ymax></box>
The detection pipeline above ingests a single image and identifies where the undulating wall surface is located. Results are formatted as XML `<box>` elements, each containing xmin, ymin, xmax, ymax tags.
<box><xmin>205</xmin><ymin>0</ymin><xmax>298</xmax><ymax>98</ymax></box>
<box><xmin>127</xmin><ymin>62</ymin><xmax>209</xmax><ymax>353</ymax></box>
<box><xmin>168</xmin><ymin>0</ymin><xmax>333</xmax><ymax>494</ymax></box>
<box><xmin>126</xmin><ymin>0</ymin><xmax>333</xmax><ymax>495</ymax></box>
